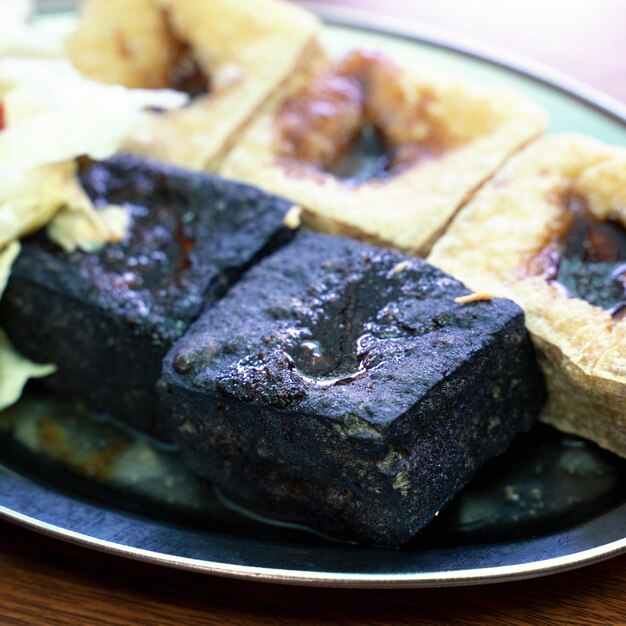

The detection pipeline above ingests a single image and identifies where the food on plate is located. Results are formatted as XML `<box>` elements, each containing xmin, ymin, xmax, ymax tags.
<box><xmin>0</xmin><ymin>0</ymin><xmax>622</xmax><ymax>549</ymax></box>
<box><xmin>0</xmin><ymin>26</ymin><xmax>194</xmax><ymax>410</ymax></box>
<box><xmin>429</xmin><ymin>133</ymin><xmax>626</xmax><ymax>458</ymax></box>
<box><xmin>1</xmin><ymin>155</ymin><xmax>299</xmax><ymax>438</ymax></box>
<box><xmin>158</xmin><ymin>232</ymin><xmax>546</xmax><ymax>545</ymax></box>
<box><xmin>221</xmin><ymin>49</ymin><xmax>548</xmax><ymax>255</ymax></box>
<box><xmin>67</xmin><ymin>0</ymin><xmax>322</xmax><ymax>170</ymax></box>
<box><xmin>0</xmin><ymin>327</ymin><xmax>56</xmax><ymax>413</ymax></box>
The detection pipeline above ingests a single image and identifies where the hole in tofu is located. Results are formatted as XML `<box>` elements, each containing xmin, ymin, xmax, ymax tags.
<box><xmin>329</xmin><ymin>123</ymin><xmax>393</xmax><ymax>184</ymax></box>
<box><xmin>274</xmin><ymin>50</ymin><xmax>448</xmax><ymax>185</ymax></box>
<box><xmin>531</xmin><ymin>191</ymin><xmax>626</xmax><ymax>315</ymax></box>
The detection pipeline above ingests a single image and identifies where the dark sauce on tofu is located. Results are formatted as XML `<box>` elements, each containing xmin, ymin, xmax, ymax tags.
<box><xmin>167</xmin><ymin>37</ymin><xmax>211</xmax><ymax>98</ymax></box>
<box><xmin>275</xmin><ymin>51</ymin><xmax>444</xmax><ymax>186</ymax></box>
<box><xmin>162</xmin><ymin>9</ymin><xmax>210</xmax><ymax>99</ymax></box>
<box><xmin>553</xmin><ymin>194</ymin><xmax>626</xmax><ymax>315</ymax></box>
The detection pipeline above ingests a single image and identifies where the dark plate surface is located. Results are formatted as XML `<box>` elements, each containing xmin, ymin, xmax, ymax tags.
<box><xmin>0</xmin><ymin>393</ymin><xmax>625</xmax><ymax>587</ymax></box>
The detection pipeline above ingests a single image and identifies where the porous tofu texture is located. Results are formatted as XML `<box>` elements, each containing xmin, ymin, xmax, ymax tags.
<box><xmin>1</xmin><ymin>155</ymin><xmax>298</xmax><ymax>437</ymax></box>
<box><xmin>159</xmin><ymin>232</ymin><xmax>545</xmax><ymax>545</ymax></box>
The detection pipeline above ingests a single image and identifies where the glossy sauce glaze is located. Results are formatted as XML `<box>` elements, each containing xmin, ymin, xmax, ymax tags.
<box><xmin>288</xmin><ymin>258</ymin><xmax>408</xmax><ymax>382</ymax></box>
<box><xmin>78</xmin><ymin>160</ymin><xmax>197</xmax><ymax>302</ymax></box>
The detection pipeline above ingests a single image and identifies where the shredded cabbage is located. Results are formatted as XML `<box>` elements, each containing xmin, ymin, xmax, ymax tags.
<box><xmin>0</xmin><ymin>242</ymin><xmax>56</xmax><ymax>411</ymax></box>
<box><xmin>0</xmin><ymin>328</ymin><xmax>56</xmax><ymax>412</ymax></box>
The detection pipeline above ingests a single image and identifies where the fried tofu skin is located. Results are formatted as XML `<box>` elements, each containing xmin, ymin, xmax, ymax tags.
<box><xmin>429</xmin><ymin>134</ymin><xmax>626</xmax><ymax>458</ymax></box>
<box><xmin>221</xmin><ymin>50</ymin><xmax>547</xmax><ymax>255</ymax></box>
<box><xmin>67</xmin><ymin>0</ymin><xmax>321</xmax><ymax>170</ymax></box>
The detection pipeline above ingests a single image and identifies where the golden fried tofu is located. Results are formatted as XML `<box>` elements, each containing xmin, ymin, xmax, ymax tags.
<box><xmin>221</xmin><ymin>50</ymin><xmax>547</xmax><ymax>255</ymax></box>
<box><xmin>67</xmin><ymin>0</ymin><xmax>321</xmax><ymax>169</ymax></box>
<box><xmin>429</xmin><ymin>134</ymin><xmax>626</xmax><ymax>457</ymax></box>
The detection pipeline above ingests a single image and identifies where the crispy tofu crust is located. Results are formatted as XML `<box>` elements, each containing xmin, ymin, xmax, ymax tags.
<box><xmin>67</xmin><ymin>0</ymin><xmax>174</xmax><ymax>89</ymax></box>
<box><xmin>429</xmin><ymin>133</ymin><xmax>626</xmax><ymax>457</ymax></box>
<box><xmin>67</xmin><ymin>0</ymin><xmax>321</xmax><ymax>170</ymax></box>
<box><xmin>220</xmin><ymin>53</ymin><xmax>547</xmax><ymax>255</ymax></box>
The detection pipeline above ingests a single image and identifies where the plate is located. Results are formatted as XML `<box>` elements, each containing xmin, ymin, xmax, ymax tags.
<box><xmin>1</xmin><ymin>3</ymin><xmax>625</xmax><ymax>588</ymax></box>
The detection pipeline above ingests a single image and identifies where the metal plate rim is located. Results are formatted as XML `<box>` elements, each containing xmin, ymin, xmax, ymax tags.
<box><xmin>303</xmin><ymin>1</ymin><xmax>626</xmax><ymax>123</ymax></box>
<box><xmin>2</xmin><ymin>500</ymin><xmax>626</xmax><ymax>588</ymax></box>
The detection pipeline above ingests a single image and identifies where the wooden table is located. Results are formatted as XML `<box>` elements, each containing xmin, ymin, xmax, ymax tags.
<box><xmin>2</xmin><ymin>1</ymin><xmax>625</xmax><ymax>624</ymax></box>
<box><xmin>0</xmin><ymin>520</ymin><xmax>625</xmax><ymax>625</ymax></box>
